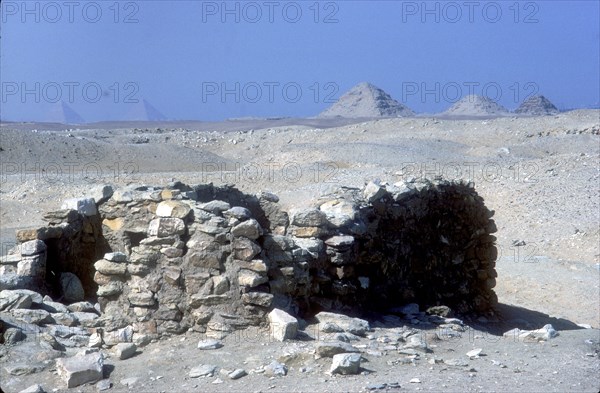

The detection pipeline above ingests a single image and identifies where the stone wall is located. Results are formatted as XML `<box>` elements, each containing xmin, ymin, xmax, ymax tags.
<box><xmin>0</xmin><ymin>178</ymin><xmax>497</xmax><ymax>343</ymax></box>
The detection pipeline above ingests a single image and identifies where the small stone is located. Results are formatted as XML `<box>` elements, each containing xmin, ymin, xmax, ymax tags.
<box><xmin>20</xmin><ymin>240</ymin><xmax>46</xmax><ymax>256</ymax></box>
<box><xmin>241</xmin><ymin>292</ymin><xmax>274</xmax><ymax>307</ymax></box>
<box><xmin>88</xmin><ymin>333</ymin><xmax>103</xmax><ymax>348</ymax></box>
<box><xmin>190</xmin><ymin>364</ymin><xmax>218</xmax><ymax>378</ymax></box>
<box><xmin>444</xmin><ymin>358</ymin><xmax>469</xmax><ymax>367</ymax></box>
<box><xmin>228</xmin><ymin>368</ymin><xmax>247</xmax><ymax>379</ymax></box>
<box><xmin>96</xmin><ymin>379</ymin><xmax>112</xmax><ymax>391</ymax></box>
<box><xmin>18</xmin><ymin>384</ymin><xmax>45</xmax><ymax>393</ymax></box>
<box><xmin>409</xmin><ymin>378</ymin><xmax>421</xmax><ymax>383</ymax></box>
<box><xmin>212</xmin><ymin>378</ymin><xmax>224</xmax><ymax>384</ymax></box>
<box><xmin>324</xmin><ymin>235</ymin><xmax>354</xmax><ymax>248</ymax></box>
<box><xmin>56</xmin><ymin>352</ymin><xmax>104</xmax><ymax>388</ymax></box>
<box><xmin>223</xmin><ymin>207</ymin><xmax>252</xmax><ymax>220</ymax></box>
<box><xmin>199</xmin><ymin>200</ymin><xmax>231</xmax><ymax>214</ymax></box>
<box><xmin>67</xmin><ymin>301</ymin><xmax>96</xmax><ymax>313</ymax></box>
<box><xmin>316</xmin><ymin>341</ymin><xmax>359</xmax><ymax>358</ymax></box>
<box><xmin>10</xmin><ymin>309</ymin><xmax>51</xmax><ymax>325</ymax></box>
<box><xmin>264</xmin><ymin>361</ymin><xmax>288</xmax><ymax>377</ymax></box>
<box><xmin>363</xmin><ymin>181</ymin><xmax>387</xmax><ymax>202</ymax></box>
<box><xmin>147</xmin><ymin>218</ymin><xmax>186</xmax><ymax>237</ymax></box>
<box><xmin>197</xmin><ymin>339</ymin><xmax>223</xmax><ymax>350</ymax></box>
<box><xmin>291</xmin><ymin>208</ymin><xmax>328</xmax><ymax>227</ymax></box>
<box><xmin>268</xmin><ymin>308</ymin><xmax>298</xmax><ymax>341</ymax></box>
<box><xmin>238</xmin><ymin>269</ymin><xmax>268</xmax><ymax>288</ymax></box>
<box><xmin>120</xmin><ymin>377</ymin><xmax>138</xmax><ymax>387</ymax></box>
<box><xmin>115</xmin><ymin>343</ymin><xmax>137</xmax><ymax>360</ymax></box>
<box><xmin>60</xmin><ymin>272</ymin><xmax>85</xmax><ymax>303</ymax></box>
<box><xmin>89</xmin><ymin>185</ymin><xmax>114</xmax><ymax>204</ymax></box>
<box><xmin>156</xmin><ymin>200</ymin><xmax>192</xmax><ymax>219</ymax></box>
<box><xmin>61</xmin><ymin>198</ymin><xmax>97</xmax><ymax>216</ymax></box>
<box><xmin>4</xmin><ymin>328</ymin><xmax>25</xmax><ymax>344</ymax></box>
<box><xmin>0</xmin><ymin>290</ymin><xmax>32</xmax><ymax>311</ymax></box>
<box><xmin>466</xmin><ymin>348</ymin><xmax>483</xmax><ymax>358</ymax></box>
<box><xmin>5</xmin><ymin>363</ymin><xmax>45</xmax><ymax>376</ymax></box>
<box><xmin>94</xmin><ymin>259</ymin><xmax>127</xmax><ymax>276</ymax></box>
<box><xmin>330</xmin><ymin>353</ymin><xmax>361</xmax><ymax>375</ymax></box>
<box><xmin>315</xmin><ymin>312</ymin><xmax>370</xmax><ymax>336</ymax></box>
<box><xmin>366</xmin><ymin>383</ymin><xmax>387</xmax><ymax>390</ymax></box>
<box><xmin>104</xmin><ymin>252</ymin><xmax>128</xmax><ymax>262</ymax></box>
<box><xmin>231</xmin><ymin>219</ymin><xmax>262</xmax><ymax>239</ymax></box>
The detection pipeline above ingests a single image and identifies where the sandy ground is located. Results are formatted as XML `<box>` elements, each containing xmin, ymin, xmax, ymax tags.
<box><xmin>0</xmin><ymin>111</ymin><xmax>598</xmax><ymax>392</ymax></box>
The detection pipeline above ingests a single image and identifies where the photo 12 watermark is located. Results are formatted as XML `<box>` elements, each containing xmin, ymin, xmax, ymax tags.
<box><xmin>200</xmin><ymin>161</ymin><xmax>340</xmax><ymax>184</ymax></box>
<box><xmin>395</xmin><ymin>161</ymin><xmax>540</xmax><ymax>184</ymax></box>
<box><xmin>1</xmin><ymin>81</ymin><xmax>140</xmax><ymax>104</ymax></box>
<box><xmin>1</xmin><ymin>1</ymin><xmax>140</xmax><ymax>24</ymax></box>
<box><xmin>199</xmin><ymin>1</ymin><xmax>340</xmax><ymax>23</ymax></box>
<box><xmin>0</xmin><ymin>161</ymin><xmax>141</xmax><ymax>184</ymax></box>
<box><xmin>400</xmin><ymin>1</ymin><xmax>540</xmax><ymax>24</ymax></box>
<box><xmin>401</xmin><ymin>81</ymin><xmax>540</xmax><ymax>106</ymax></box>
<box><xmin>201</xmin><ymin>81</ymin><xmax>339</xmax><ymax>105</ymax></box>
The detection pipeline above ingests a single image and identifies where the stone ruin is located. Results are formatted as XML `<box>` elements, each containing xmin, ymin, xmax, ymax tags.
<box><xmin>1</xmin><ymin>178</ymin><xmax>498</xmax><ymax>346</ymax></box>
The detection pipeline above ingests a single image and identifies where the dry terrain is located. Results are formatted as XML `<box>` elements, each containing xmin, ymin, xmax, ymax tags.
<box><xmin>0</xmin><ymin>110</ymin><xmax>598</xmax><ymax>392</ymax></box>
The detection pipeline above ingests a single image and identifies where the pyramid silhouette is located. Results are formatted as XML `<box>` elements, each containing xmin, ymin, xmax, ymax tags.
<box><xmin>318</xmin><ymin>82</ymin><xmax>414</xmax><ymax>118</ymax></box>
<box><xmin>47</xmin><ymin>101</ymin><xmax>85</xmax><ymax>124</ymax></box>
<box><xmin>515</xmin><ymin>95</ymin><xmax>559</xmax><ymax>115</ymax></box>
<box><xmin>125</xmin><ymin>99</ymin><xmax>167</xmax><ymax>121</ymax></box>
<box><xmin>442</xmin><ymin>95</ymin><xmax>509</xmax><ymax>117</ymax></box>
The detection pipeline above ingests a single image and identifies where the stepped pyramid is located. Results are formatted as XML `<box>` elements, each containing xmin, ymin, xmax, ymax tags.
<box><xmin>318</xmin><ymin>82</ymin><xmax>414</xmax><ymax>118</ymax></box>
<box><xmin>46</xmin><ymin>101</ymin><xmax>85</xmax><ymax>124</ymax></box>
<box><xmin>442</xmin><ymin>95</ymin><xmax>509</xmax><ymax>117</ymax></box>
<box><xmin>515</xmin><ymin>95</ymin><xmax>559</xmax><ymax>115</ymax></box>
<box><xmin>125</xmin><ymin>99</ymin><xmax>167</xmax><ymax>121</ymax></box>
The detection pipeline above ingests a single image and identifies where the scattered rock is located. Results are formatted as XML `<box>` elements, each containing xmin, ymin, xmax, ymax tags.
<box><xmin>190</xmin><ymin>364</ymin><xmax>218</xmax><ymax>378</ymax></box>
<box><xmin>96</xmin><ymin>379</ymin><xmax>112</xmax><ymax>391</ymax></box>
<box><xmin>56</xmin><ymin>351</ymin><xmax>104</xmax><ymax>388</ymax></box>
<box><xmin>315</xmin><ymin>341</ymin><xmax>359</xmax><ymax>358</ymax></box>
<box><xmin>466</xmin><ymin>348</ymin><xmax>483</xmax><ymax>358</ymax></box>
<box><xmin>114</xmin><ymin>342</ymin><xmax>137</xmax><ymax>360</ymax></box>
<box><xmin>61</xmin><ymin>198</ymin><xmax>97</xmax><ymax>216</ymax></box>
<box><xmin>330</xmin><ymin>353</ymin><xmax>361</xmax><ymax>375</ymax></box>
<box><xmin>18</xmin><ymin>384</ymin><xmax>45</xmax><ymax>393</ymax></box>
<box><xmin>315</xmin><ymin>312</ymin><xmax>370</xmax><ymax>336</ymax></box>
<box><xmin>268</xmin><ymin>308</ymin><xmax>298</xmax><ymax>341</ymax></box>
<box><xmin>197</xmin><ymin>339</ymin><xmax>223</xmax><ymax>350</ymax></box>
<box><xmin>264</xmin><ymin>360</ymin><xmax>288</xmax><ymax>377</ymax></box>
<box><xmin>228</xmin><ymin>368</ymin><xmax>247</xmax><ymax>379</ymax></box>
<box><xmin>120</xmin><ymin>377</ymin><xmax>138</xmax><ymax>387</ymax></box>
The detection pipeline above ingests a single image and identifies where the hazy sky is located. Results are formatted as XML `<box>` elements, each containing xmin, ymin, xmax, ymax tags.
<box><xmin>1</xmin><ymin>0</ymin><xmax>599</xmax><ymax>122</ymax></box>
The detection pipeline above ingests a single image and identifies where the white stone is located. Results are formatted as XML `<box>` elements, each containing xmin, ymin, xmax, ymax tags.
<box><xmin>114</xmin><ymin>343</ymin><xmax>137</xmax><ymax>360</ymax></box>
<box><xmin>268</xmin><ymin>308</ymin><xmax>298</xmax><ymax>341</ymax></box>
<box><xmin>330</xmin><ymin>353</ymin><xmax>361</xmax><ymax>375</ymax></box>
<box><xmin>56</xmin><ymin>352</ymin><xmax>104</xmax><ymax>388</ymax></box>
<box><xmin>61</xmin><ymin>198</ymin><xmax>97</xmax><ymax>216</ymax></box>
<box><xmin>20</xmin><ymin>240</ymin><xmax>46</xmax><ymax>256</ymax></box>
<box><xmin>156</xmin><ymin>200</ymin><xmax>192</xmax><ymax>219</ymax></box>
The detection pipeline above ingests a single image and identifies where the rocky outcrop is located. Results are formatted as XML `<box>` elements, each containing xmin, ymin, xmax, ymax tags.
<box><xmin>1</xmin><ymin>178</ymin><xmax>497</xmax><ymax>344</ymax></box>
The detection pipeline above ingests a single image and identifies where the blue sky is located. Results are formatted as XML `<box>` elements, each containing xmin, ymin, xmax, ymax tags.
<box><xmin>1</xmin><ymin>0</ymin><xmax>599</xmax><ymax>122</ymax></box>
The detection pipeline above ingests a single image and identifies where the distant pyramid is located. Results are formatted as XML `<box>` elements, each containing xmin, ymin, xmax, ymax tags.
<box><xmin>514</xmin><ymin>95</ymin><xmax>559</xmax><ymax>115</ymax></box>
<box><xmin>125</xmin><ymin>99</ymin><xmax>167</xmax><ymax>121</ymax></box>
<box><xmin>47</xmin><ymin>101</ymin><xmax>85</xmax><ymax>124</ymax></box>
<box><xmin>318</xmin><ymin>82</ymin><xmax>414</xmax><ymax>118</ymax></box>
<box><xmin>442</xmin><ymin>95</ymin><xmax>509</xmax><ymax>117</ymax></box>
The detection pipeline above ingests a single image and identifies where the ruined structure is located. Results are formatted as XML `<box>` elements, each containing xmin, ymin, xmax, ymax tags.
<box><xmin>1</xmin><ymin>179</ymin><xmax>497</xmax><ymax>345</ymax></box>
